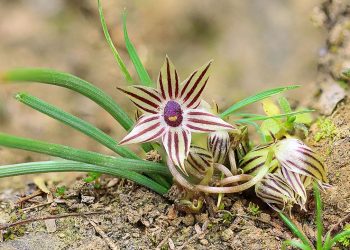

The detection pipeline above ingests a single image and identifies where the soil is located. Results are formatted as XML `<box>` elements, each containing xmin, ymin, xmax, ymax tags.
<box><xmin>1</xmin><ymin>0</ymin><xmax>350</xmax><ymax>250</ymax></box>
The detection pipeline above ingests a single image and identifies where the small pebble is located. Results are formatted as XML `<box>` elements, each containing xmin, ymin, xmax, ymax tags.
<box><xmin>260</xmin><ymin>213</ymin><xmax>271</xmax><ymax>222</ymax></box>
<box><xmin>200</xmin><ymin>238</ymin><xmax>209</xmax><ymax>245</ymax></box>
<box><xmin>221</xmin><ymin>228</ymin><xmax>233</xmax><ymax>241</ymax></box>
<box><xmin>182</xmin><ymin>214</ymin><xmax>195</xmax><ymax>226</ymax></box>
<box><xmin>81</xmin><ymin>195</ymin><xmax>95</xmax><ymax>204</ymax></box>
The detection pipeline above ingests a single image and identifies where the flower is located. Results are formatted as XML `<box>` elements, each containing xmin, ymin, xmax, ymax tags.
<box><xmin>119</xmin><ymin>56</ymin><xmax>234</xmax><ymax>173</ymax></box>
<box><xmin>274</xmin><ymin>138</ymin><xmax>328</xmax><ymax>203</ymax></box>
<box><xmin>241</xmin><ymin>138</ymin><xmax>329</xmax><ymax>210</ymax></box>
<box><xmin>255</xmin><ymin>171</ymin><xmax>297</xmax><ymax>212</ymax></box>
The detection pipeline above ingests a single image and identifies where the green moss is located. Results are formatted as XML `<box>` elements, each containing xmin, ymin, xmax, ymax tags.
<box><xmin>314</xmin><ymin>118</ymin><xmax>338</xmax><ymax>142</ymax></box>
<box><xmin>338</xmin><ymin>224</ymin><xmax>350</xmax><ymax>248</ymax></box>
<box><xmin>247</xmin><ymin>202</ymin><xmax>260</xmax><ymax>216</ymax></box>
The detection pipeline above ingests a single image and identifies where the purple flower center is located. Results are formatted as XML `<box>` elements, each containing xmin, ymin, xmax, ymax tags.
<box><xmin>164</xmin><ymin>100</ymin><xmax>183</xmax><ymax>127</ymax></box>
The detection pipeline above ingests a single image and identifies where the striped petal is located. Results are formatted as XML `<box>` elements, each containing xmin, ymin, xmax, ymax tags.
<box><xmin>184</xmin><ymin>109</ymin><xmax>234</xmax><ymax>133</ymax></box>
<box><xmin>275</xmin><ymin>138</ymin><xmax>328</xmax><ymax>183</ymax></box>
<box><xmin>185</xmin><ymin>146</ymin><xmax>213</xmax><ymax>179</ymax></box>
<box><xmin>281</xmin><ymin>167</ymin><xmax>307</xmax><ymax>204</ymax></box>
<box><xmin>157</xmin><ymin>56</ymin><xmax>179</xmax><ymax>100</ymax></box>
<box><xmin>208</xmin><ymin>130</ymin><xmax>230</xmax><ymax>164</ymax></box>
<box><xmin>255</xmin><ymin>172</ymin><xmax>296</xmax><ymax>212</ymax></box>
<box><xmin>179</xmin><ymin>61</ymin><xmax>212</xmax><ymax>109</ymax></box>
<box><xmin>119</xmin><ymin>114</ymin><xmax>164</xmax><ymax>145</ymax></box>
<box><xmin>118</xmin><ymin>86</ymin><xmax>162</xmax><ymax>114</ymax></box>
<box><xmin>162</xmin><ymin>129</ymin><xmax>191</xmax><ymax>174</ymax></box>
<box><xmin>240</xmin><ymin>144</ymin><xmax>279</xmax><ymax>175</ymax></box>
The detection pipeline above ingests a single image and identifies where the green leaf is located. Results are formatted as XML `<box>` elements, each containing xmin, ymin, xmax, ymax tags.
<box><xmin>16</xmin><ymin>93</ymin><xmax>139</xmax><ymax>159</ymax></box>
<box><xmin>294</xmin><ymin>110</ymin><xmax>313</xmax><ymax>126</ymax></box>
<box><xmin>282</xmin><ymin>240</ymin><xmax>312</xmax><ymax>250</ymax></box>
<box><xmin>1</xmin><ymin>68</ymin><xmax>134</xmax><ymax>131</ymax></box>
<box><xmin>0</xmin><ymin>133</ymin><xmax>170</xmax><ymax>177</ymax></box>
<box><xmin>220</xmin><ymin>85</ymin><xmax>300</xmax><ymax>118</ymax></box>
<box><xmin>0</xmin><ymin>161</ymin><xmax>168</xmax><ymax>195</ymax></box>
<box><xmin>260</xmin><ymin>118</ymin><xmax>282</xmax><ymax>140</ymax></box>
<box><xmin>123</xmin><ymin>12</ymin><xmax>153</xmax><ymax>87</ymax></box>
<box><xmin>313</xmin><ymin>182</ymin><xmax>323</xmax><ymax>250</ymax></box>
<box><xmin>279</xmin><ymin>212</ymin><xmax>312</xmax><ymax>248</ymax></box>
<box><xmin>238</xmin><ymin>120</ymin><xmax>266</xmax><ymax>142</ymax></box>
<box><xmin>83</xmin><ymin>172</ymin><xmax>102</xmax><ymax>183</ymax></box>
<box><xmin>278</xmin><ymin>97</ymin><xmax>292</xmax><ymax>114</ymax></box>
<box><xmin>236</xmin><ymin>109</ymin><xmax>314</xmax><ymax>123</ymax></box>
<box><xmin>55</xmin><ymin>186</ymin><xmax>66</xmax><ymax>196</ymax></box>
<box><xmin>98</xmin><ymin>0</ymin><xmax>133</xmax><ymax>84</ymax></box>
<box><xmin>327</xmin><ymin>230</ymin><xmax>350</xmax><ymax>249</ymax></box>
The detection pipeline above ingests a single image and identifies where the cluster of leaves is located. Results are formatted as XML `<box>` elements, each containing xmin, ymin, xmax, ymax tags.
<box><xmin>279</xmin><ymin>182</ymin><xmax>350</xmax><ymax>250</ymax></box>
<box><xmin>254</xmin><ymin>97</ymin><xmax>312</xmax><ymax>142</ymax></box>
<box><xmin>0</xmin><ymin>1</ymin><xmax>309</xmax><ymax>195</ymax></box>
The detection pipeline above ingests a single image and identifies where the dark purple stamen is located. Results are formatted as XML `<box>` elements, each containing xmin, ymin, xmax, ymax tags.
<box><xmin>164</xmin><ymin>100</ymin><xmax>183</xmax><ymax>127</ymax></box>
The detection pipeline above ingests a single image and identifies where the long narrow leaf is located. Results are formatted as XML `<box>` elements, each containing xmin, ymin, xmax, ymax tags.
<box><xmin>98</xmin><ymin>0</ymin><xmax>133</xmax><ymax>83</ymax></box>
<box><xmin>1</xmin><ymin>68</ymin><xmax>153</xmax><ymax>152</ymax></box>
<box><xmin>123</xmin><ymin>12</ymin><xmax>153</xmax><ymax>86</ymax></box>
<box><xmin>236</xmin><ymin>109</ymin><xmax>314</xmax><ymax>123</ymax></box>
<box><xmin>313</xmin><ymin>182</ymin><xmax>323</xmax><ymax>250</ymax></box>
<box><xmin>220</xmin><ymin>85</ymin><xmax>300</xmax><ymax>118</ymax></box>
<box><xmin>279</xmin><ymin>212</ymin><xmax>312</xmax><ymax>248</ymax></box>
<box><xmin>0</xmin><ymin>161</ymin><xmax>167</xmax><ymax>195</ymax></box>
<box><xmin>327</xmin><ymin>230</ymin><xmax>350</xmax><ymax>249</ymax></box>
<box><xmin>16</xmin><ymin>93</ymin><xmax>138</xmax><ymax>159</ymax></box>
<box><xmin>282</xmin><ymin>240</ymin><xmax>312</xmax><ymax>250</ymax></box>
<box><xmin>1</xmin><ymin>68</ymin><xmax>134</xmax><ymax>131</ymax></box>
<box><xmin>0</xmin><ymin>133</ymin><xmax>170</xmax><ymax>176</ymax></box>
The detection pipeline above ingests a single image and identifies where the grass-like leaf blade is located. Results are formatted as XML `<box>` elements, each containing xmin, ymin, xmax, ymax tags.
<box><xmin>0</xmin><ymin>133</ymin><xmax>170</xmax><ymax>177</ymax></box>
<box><xmin>327</xmin><ymin>230</ymin><xmax>350</xmax><ymax>249</ymax></box>
<box><xmin>123</xmin><ymin>12</ymin><xmax>153</xmax><ymax>86</ymax></box>
<box><xmin>98</xmin><ymin>0</ymin><xmax>133</xmax><ymax>84</ymax></box>
<box><xmin>1</xmin><ymin>68</ymin><xmax>134</xmax><ymax>131</ymax></box>
<box><xmin>0</xmin><ymin>161</ymin><xmax>168</xmax><ymax>195</ymax></box>
<box><xmin>220</xmin><ymin>85</ymin><xmax>300</xmax><ymax>118</ymax></box>
<box><xmin>282</xmin><ymin>240</ymin><xmax>312</xmax><ymax>250</ymax></box>
<box><xmin>15</xmin><ymin>92</ymin><xmax>138</xmax><ymax>159</ymax></box>
<box><xmin>313</xmin><ymin>182</ymin><xmax>323</xmax><ymax>250</ymax></box>
<box><xmin>236</xmin><ymin>109</ymin><xmax>314</xmax><ymax>123</ymax></box>
<box><xmin>279</xmin><ymin>212</ymin><xmax>312</xmax><ymax>249</ymax></box>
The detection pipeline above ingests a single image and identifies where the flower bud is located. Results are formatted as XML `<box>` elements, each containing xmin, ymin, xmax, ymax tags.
<box><xmin>185</xmin><ymin>146</ymin><xmax>213</xmax><ymax>179</ymax></box>
<box><xmin>208</xmin><ymin>130</ymin><xmax>230</xmax><ymax>164</ymax></box>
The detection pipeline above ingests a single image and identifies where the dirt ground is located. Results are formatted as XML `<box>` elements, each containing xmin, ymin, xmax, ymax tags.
<box><xmin>1</xmin><ymin>0</ymin><xmax>350</xmax><ymax>249</ymax></box>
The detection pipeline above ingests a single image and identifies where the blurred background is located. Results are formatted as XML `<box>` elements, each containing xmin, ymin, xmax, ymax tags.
<box><xmin>0</xmin><ymin>0</ymin><xmax>324</xmax><ymax>187</ymax></box>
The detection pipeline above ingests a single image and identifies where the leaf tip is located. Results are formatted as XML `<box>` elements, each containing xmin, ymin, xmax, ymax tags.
<box><xmin>15</xmin><ymin>92</ymin><xmax>26</xmax><ymax>101</ymax></box>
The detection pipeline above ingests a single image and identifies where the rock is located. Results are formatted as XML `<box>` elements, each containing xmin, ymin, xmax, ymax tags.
<box><xmin>182</xmin><ymin>214</ymin><xmax>195</xmax><ymax>226</ymax></box>
<box><xmin>221</xmin><ymin>228</ymin><xmax>234</xmax><ymax>241</ymax></box>
<box><xmin>317</xmin><ymin>81</ymin><xmax>345</xmax><ymax>115</ymax></box>
<box><xmin>260</xmin><ymin>213</ymin><xmax>271</xmax><ymax>222</ymax></box>
<box><xmin>200</xmin><ymin>238</ymin><xmax>209</xmax><ymax>245</ymax></box>
<box><xmin>81</xmin><ymin>195</ymin><xmax>95</xmax><ymax>204</ymax></box>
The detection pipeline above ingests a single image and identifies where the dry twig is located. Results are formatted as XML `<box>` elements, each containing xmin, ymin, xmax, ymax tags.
<box><xmin>0</xmin><ymin>211</ymin><xmax>104</xmax><ymax>230</ymax></box>
<box><xmin>327</xmin><ymin>212</ymin><xmax>350</xmax><ymax>235</ymax></box>
<box><xmin>16</xmin><ymin>190</ymin><xmax>43</xmax><ymax>204</ymax></box>
<box><xmin>155</xmin><ymin>227</ymin><xmax>179</xmax><ymax>250</ymax></box>
<box><xmin>85</xmin><ymin>216</ymin><xmax>119</xmax><ymax>250</ymax></box>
